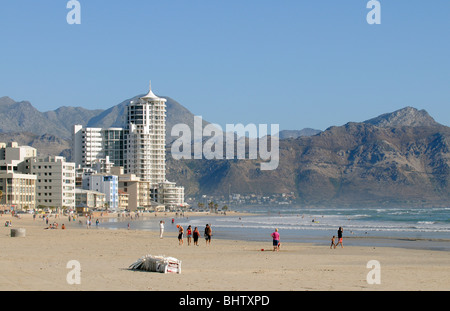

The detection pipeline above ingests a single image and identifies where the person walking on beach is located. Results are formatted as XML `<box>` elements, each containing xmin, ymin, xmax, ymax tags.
<box><xmin>330</xmin><ymin>235</ymin><xmax>336</xmax><ymax>249</ymax></box>
<box><xmin>193</xmin><ymin>227</ymin><xmax>200</xmax><ymax>246</ymax></box>
<box><xmin>204</xmin><ymin>224</ymin><xmax>212</xmax><ymax>245</ymax></box>
<box><xmin>336</xmin><ymin>227</ymin><xmax>344</xmax><ymax>248</ymax></box>
<box><xmin>178</xmin><ymin>225</ymin><xmax>184</xmax><ymax>245</ymax></box>
<box><xmin>271</xmin><ymin>228</ymin><xmax>280</xmax><ymax>252</ymax></box>
<box><xmin>159</xmin><ymin>220</ymin><xmax>165</xmax><ymax>239</ymax></box>
<box><xmin>187</xmin><ymin>225</ymin><xmax>192</xmax><ymax>246</ymax></box>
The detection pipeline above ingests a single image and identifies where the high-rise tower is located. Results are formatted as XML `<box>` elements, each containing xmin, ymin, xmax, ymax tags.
<box><xmin>124</xmin><ymin>82</ymin><xmax>166</xmax><ymax>185</ymax></box>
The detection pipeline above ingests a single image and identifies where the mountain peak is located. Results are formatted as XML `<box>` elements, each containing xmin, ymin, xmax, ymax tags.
<box><xmin>364</xmin><ymin>106</ymin><xmax>440</xmax><ymax>128</ymax></box>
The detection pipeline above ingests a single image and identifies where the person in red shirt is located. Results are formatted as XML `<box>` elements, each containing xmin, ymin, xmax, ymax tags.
<box><xmin>271</xmin><ymin>228</ymin><xmax>280</xmax><ymax>252</ymax></box>
<box><xmin>187</xmin><ymin>225</ymin><xmax>192</xmax><ymax>246</ymax></box>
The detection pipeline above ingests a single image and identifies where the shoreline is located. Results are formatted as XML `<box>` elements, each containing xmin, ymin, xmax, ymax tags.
<box><xmin>90</xmin><ymin>212</ymin><xmax>450</xmax><ymax>253</ymax></box>
<box><xmin>1</xmin><ymin>213</ymin><xmax>449</xmax><ymax>291</ymax></box>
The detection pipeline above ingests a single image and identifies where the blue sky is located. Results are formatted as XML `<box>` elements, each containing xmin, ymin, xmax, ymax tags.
<box><xmin>0</xmin><ymin>0</ymin><xmax>449</xmax><ymax>131</ymax></box>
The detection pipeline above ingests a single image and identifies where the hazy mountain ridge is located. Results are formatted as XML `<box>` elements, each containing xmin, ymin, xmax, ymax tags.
<box><xmin>2</xmin><ymin>95</ymin><xmax>449</xmax><ymax>207</ymax></box>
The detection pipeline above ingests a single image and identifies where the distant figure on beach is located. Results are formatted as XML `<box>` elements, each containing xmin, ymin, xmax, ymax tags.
<box><xmin>193</xmin><ymin>227</ymin><xmax>200</xmax><ymax>246</ymax></box>
<box><xmin>62</xmin><ymin>224</ymin><xmax>66</xmax><ymax>230</ymax></box>
<box><xmin>178</xmin><ymin>225</ymin><xmax>184</xmax><ymax>245</ymax></box>
<box><xmin>336</xmin><ymin>227</ymin><xmax>344</xmax><ymax>248</ymax></box>
<box><xmin>271</xmin><ymin>228</ymin><xmax>280</xmax><ymax>252</ymax></box>
<box><xmin>187</xmin><ymin>225</ymin><xmax>192</xmax><ymax>246</ymax></box>
<box><xmin>330</xmin><ymin>235</ymin><xmax>336</xmax><ymax>249</ymax></box>
<box><xmin>204</xmin><ymin>224</ymin><xmax>212</xmax><ymax>245</ymax></box>
<box><xmin>159</xmin><ymin>220</ymin><xmax>165</xmax><ymax>239</ymax></box>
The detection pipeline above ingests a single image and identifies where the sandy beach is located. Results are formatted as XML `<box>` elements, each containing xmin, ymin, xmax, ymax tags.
<box><xmin>0</xmin><ymin>213</ymin><xmax>449</xmax><ymax>291</ymax></box>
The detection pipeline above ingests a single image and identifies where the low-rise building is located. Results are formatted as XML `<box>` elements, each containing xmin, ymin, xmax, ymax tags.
<box><xmin>75</xmin><ymin>188</ymin><xmax>106</xmax><ymax>209</ymax></box>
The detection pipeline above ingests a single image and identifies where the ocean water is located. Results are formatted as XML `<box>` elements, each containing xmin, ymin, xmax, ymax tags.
<box><xmin>100</xmin><ymin>206</ymin><xmax>450</xmax><ymax>251</ymax></box>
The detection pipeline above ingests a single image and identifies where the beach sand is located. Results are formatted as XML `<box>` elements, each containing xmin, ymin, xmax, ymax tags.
<box><xmin>1</xmin><ymin>213</ymin><xmax>449</xmax><ymax>291</ymax></box>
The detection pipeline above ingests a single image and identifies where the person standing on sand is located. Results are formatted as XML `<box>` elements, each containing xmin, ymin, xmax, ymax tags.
<box><xmin>193</xmin><ymin>227</ymin><xmax>200</xmax><ymax>246</ymax></box>
<box><xmin>271</xmin><ymin>228</ymin><xmax>280</xmax><ymax>252</ymax></box>
<box><xmin>178</xmin><ymin>225</ymin><xmax>184</xmax><ymax>245</ymax></box>
<box><xmin>336</xmin><ymin>227</ymin><xmax>344</xmax><ymax>248</ymax></box>
<box><xmin>204</xmin><ymin>224</ymin><xmax>212</xmax><ymax>245</ymax></box>
<box><xmin>187</xmin><ymin>225</ymin><xmax>192</xmax><ymax>246</ymax></box>
<box><xmin>159</xmin><ymin>220</ymin><xmax>165</xmax><ymax>239</ymax></box>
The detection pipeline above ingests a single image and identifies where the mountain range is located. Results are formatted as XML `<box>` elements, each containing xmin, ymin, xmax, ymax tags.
<box><xmin>1</xmin><ymin>95</ymin><xmax>449</xmax><ymax>207</ymax></box>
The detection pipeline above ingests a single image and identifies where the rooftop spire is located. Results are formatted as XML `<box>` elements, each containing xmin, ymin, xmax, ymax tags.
<box><xmin>141</xmin><ymin>80</ymin><xmax>158</xmax><ymax>100</ymax></box>
<box><xmin>140</xmin><ymin>80</ymin><xmax>166</xmax><ymax>102</ymax></box>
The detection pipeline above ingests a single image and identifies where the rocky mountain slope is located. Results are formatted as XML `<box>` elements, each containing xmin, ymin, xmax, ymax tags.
<box><xmin>2</xmin><ymin>94</ymin><xmax>449</xmax><ymax>207</ymax></box>
<box><xmin>166</xmin><ymin>107</ymin><xmax>450</xmax><ymax>207</ymax></box>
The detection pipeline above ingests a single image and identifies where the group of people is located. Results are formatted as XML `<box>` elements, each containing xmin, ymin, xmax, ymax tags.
<box><xmin>177</xmin><ymin>224</ymin><xmax>212</xmax><ymax>246</ymax></box>
<box><xmin>271</xmin><ymin>226</ymin><xmax>344</xmax><ymax>252</ymax></box>
<box><xmin>45</xmin><ymin>222</ymin><xmax>66</xmax><ymax>230</ymax></box>
<box><xmin>330</xmin><ymin>227</ymin><xmax>344</xmax><ymax>249</ymax></box>
<box><xmin>159</xmin><ymin>220</ymin><xmax>212</xmax><ymax>246</ymax></box>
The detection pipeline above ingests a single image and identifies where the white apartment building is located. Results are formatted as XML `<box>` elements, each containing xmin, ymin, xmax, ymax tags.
<box><xmin>29</xmin><ymin>156</ymin><xmax>76</xmax><ymax>211</ymax></box>
<box><xmin>0</xmin><ymin>142</ymin><xmax>37</xmax><ymax>211</ymax></box>
<box><xmin>72</xmin><ymin>126</ymin><xmax>104</xmax><ymax>167</ymax></box>
<box><xmin>156</xmin><ymin>181</ymin><xmax>185</xmax><ymax>210</ymax></box>
<box><xmin>72</xmin><ymin>126</ymin><xmax>125</xmax><ymax>169</ymax></box>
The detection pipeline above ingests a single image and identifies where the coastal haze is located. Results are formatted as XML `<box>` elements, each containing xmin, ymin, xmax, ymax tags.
<box><xmin>1</xmin><ymin>95</ymin><xmax>450</xmax><ymax>207</ymax></box>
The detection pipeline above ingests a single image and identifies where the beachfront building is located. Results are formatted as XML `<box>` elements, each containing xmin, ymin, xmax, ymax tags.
<box><xmin>75</xmin><ymin>188</ymin><xmax>106</xmax><ymax>210</ymax></box>
<box><xmin>28</xmin><ymin>156</ymin><xmax>76</xmax><ymax>212</ymax></box>
<box><xmin>155</xmin><ymin>181</ymin><xmax>185</xmax><ymax>210</ymax></box>
<box><xmin>124</xmin><ymin>84</ymin><xmax>166</xmax><ymax>185</ymax></box>
<box><xmin>0</xmin><ymin>142</ymin><xmax>37</xmax><ymax>211</ymax></box>
<box><xmin>82</xmin><ymin>173</ymin><xmax>119</xmax><ymax>211</ymax></box>
<box><xmin>0</xmin><ymin>171</ymin><xmax>36</xmax><ymax>211</ymax></box>
<box><xmin>112</xmin><ymin>167</ymin><xmax>160</xmax><ymax>211</ymax></box>
<box><xmin>118</xmin><ymin>190</ymin><xmax>129</xmax><ymax>211</ymax></box>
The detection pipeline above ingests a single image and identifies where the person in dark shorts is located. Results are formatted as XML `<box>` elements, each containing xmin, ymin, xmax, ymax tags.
<box><xmin>204</xmin><ymin>224</ymin><xmax>212</xmax><ymax>245</ymax></box>
<box><xmin>271</xmin><ymin>228</ymin><xmax>280</xmax><ymax>252</ymax></box>
<box><xmin>178</xmin><ymin>225</ymin><xmax>184</xmax><ymax>245</ymax></box>
<box><xmin>193</xmin><ymin>227</ymin><xmax>200</xmax><ymax>246</ymax></box>
<box><xmin>330</xmin><ymin>235</ymin><xmax>336</xmax><ymax>249</ymax></box>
